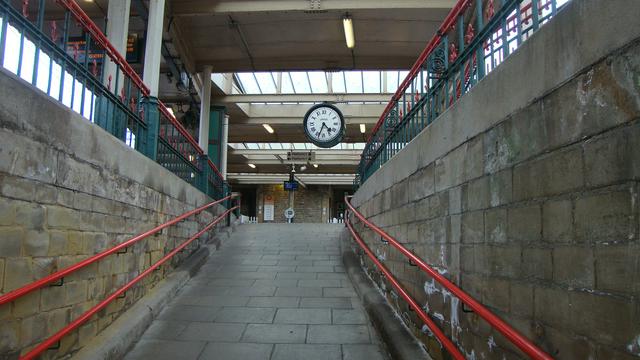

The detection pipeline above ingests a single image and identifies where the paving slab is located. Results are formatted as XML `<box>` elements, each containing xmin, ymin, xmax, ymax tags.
<box><xmin>242</xmin><ymin>323</ymin><xmax>307</xmax><ymax>343</ymax></box>
<box><xmin>271</xmin><ymin>344</ymin><xmax>342</xmax><ymax>360</ymax></box>
<box><xmin>274</xmin><ymin>308</ymin><xmax>332</xmax><ymax>324</ymax></box>
<box><xmin>177</xmin><ymin>322</ymin><xmax>246</xmax><ymax>342</ymax></box>
<box><xmin>125</xmin><ymin>224</ymin><xmax>389</xmax><ymax>360</ymax></box>
<box><xmin>213</xmin><ymin>307</ymin><xmax>276</xmax><ymax>323</ymax></box>
<box><xmin>307</xmin><ymin>325</ymin><xmax>371</xmax><ymax>344</ymax></box>
<box><xmin>198</xmin><ymin>342</ymin><xmax>273</xmax><ymax>360</ymax></box>
<box><xmin>124</xmin><ymin>339</ymin><xmax>206</xmax><ymax>360</ymax></box>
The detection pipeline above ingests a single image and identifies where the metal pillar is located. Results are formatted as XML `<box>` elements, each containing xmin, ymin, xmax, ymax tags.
<box><xmin>104</xmin><ymin>0</ymin><xmax>131</xmax><ymax>92</ymax></box>
<box><xmin>142</xmin><ymin>0</ymin><xmax>166</xmax><ymax>97</ymax></box>
<box><xmin>220</xmin><ymin>114</ymin><xmax>229</xmax><ymax>180</ymax></box>
<box><xmin>198</xmin><ymin>65</ymin><xmax>213</xmax><ymax>154</ymax></box>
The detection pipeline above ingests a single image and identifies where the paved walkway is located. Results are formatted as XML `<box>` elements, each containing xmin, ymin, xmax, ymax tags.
<box><xmin>125</xmin><ymin>224</ymin><xmax>389</xmax><ymax>360</ymax></box>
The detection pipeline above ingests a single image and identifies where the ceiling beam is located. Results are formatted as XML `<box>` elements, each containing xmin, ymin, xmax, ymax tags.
<box><xmin>227</xmin><ymin>172</ymin><xmax>356</xmax><ymax>185</ymax></box>
<box><xmin>231</xmin><ymin>149</ymin><xmax>361</xmax><ymax>156</ymax></box>
<box><xmin>229</xmin><ymin>103</ymin><xmax>384</xmax><ymax>124</ymax></box>
<box><xmin>172</xmin><ymin>0</ymin><xmax>455</xmax><ymax>17</ymax></box>
<box><xmin>239</xmin><ymin>116</ymin><xmax>377</xmax><ymax>125</ymax></box>
<box><xmin>244</xmin><ymin>159</ymin><xmax>359</xmax><ymax>165</ymax></box>
<box><xmin>215</xmin><ymin>93</ymin><xmax>390</xmax><ymax>103</ymax></box>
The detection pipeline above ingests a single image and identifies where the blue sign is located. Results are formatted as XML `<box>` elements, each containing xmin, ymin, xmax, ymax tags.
<box><xmin>284</xmin><ymin>181</ymin><xmax>298</xmax><ymax>190</ymax></box>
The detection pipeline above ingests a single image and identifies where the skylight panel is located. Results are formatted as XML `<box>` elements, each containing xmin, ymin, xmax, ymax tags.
<box><xmin>290</xmin><ymin>72</ymin><xmax>311</xmax><ymax>93</ymax></box>
<box><xmin>254</xmin><ymin>72</ymin><xmax>277</xmax><ymax>94</ymax></box>
<box><xmin>362</xmin><ymin>71</ymin><xmax>381</xmax><ymax>93</ymax></box>
<box><xmin>344</xmin><ymin>71</ymin><xmax>363</xmax><ymax>93</ymax></box>
<box><xmin>398</xmin><ymin>71</ymin><xmax>409</xmax><ymax>88</ymax></box>
<box><xmin>237</xmin><ymin>73</ymin><xmax>261</xmax><ymax>94</ymax></box>
<box><xmin>331</xmin><ymin>72</ymin><xmax>346</xmax><ymax>93</ymax></box>
<box><xmin>308</xmin><ymin>72</ymin><xmax>328</xmax><ymax>93</ymax></box>
<box><xmin>211</xmin><ymin>73</ymin><xmax>225</xmax><ymax>89</ymax></box>
<box><xmin>384</xmin><ymin>71</ymin><xmax>398</xmax><ymax>93</ymax></box>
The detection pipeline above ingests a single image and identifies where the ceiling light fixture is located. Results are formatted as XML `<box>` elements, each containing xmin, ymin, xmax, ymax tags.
<box><xmin>313</xmin><ymin>164</ymin><xmax>319</xmax><ymax>168</ymax></box>
<box><xmin>248</xmin><ymin>163</ymin><xmax>256</xmax><ymax>169</ymax></box>
<box><xmin>359</xmin><ymin>124</ymin><xmax>366</xmax><ymax>133</ymax></box>
<box><xmin>262</xmin><ymin>124</ymin><xmax>274</xmax><ymax>134</ymax></box>
<box><xmin>343</xmin><ymin>15</ymin><xmax>355</xmax><ymax>49</ymax></box>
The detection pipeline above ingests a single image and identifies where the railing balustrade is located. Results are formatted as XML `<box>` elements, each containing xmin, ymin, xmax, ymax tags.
<box><xmin>356</xmin><ymin>0</ymin><xmax>571</xmax><ymax>186</ymax></box>
<box><xmin>0</xmin><ymin>0</ymin><xmax>229</xmax><ymax>200</ymax></box>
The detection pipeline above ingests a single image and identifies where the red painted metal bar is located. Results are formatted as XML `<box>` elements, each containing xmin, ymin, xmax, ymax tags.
<box><xmin>368</xmin><ymin>0</ymin><xmax>472</xmax><ymax>141</ymax></box>
<box><xmin>0</xmin><ymin>194</ymin><xmax>237</xmax><ymax>307</ymax></box>
<box><xmin>55</xmin><ymin>0</ymin><xmax>150</xmax><ymax>96</ymax></box>
<box><xmin>157</xmin><ymin>99</ymin><xmax>203</xmax><ymax>157</ymax></box>
<box><xmin>21</xmin><ymin>205</ymin><xmax>239</xmax><ymax>360</ymax></box>
<box><xmin>208</xmin><ymin>157</ymin><xmax>224</xmax><ymax>179</ymax></box>
<box><xmin>345</xmin><ymin>215</ymin><xmax>464</xmax><ymax>360</ymax></box>
<box><xmin>345</xmin><ymin>197</ymin><xmax>553</xmax><ymax>360</ymax></box>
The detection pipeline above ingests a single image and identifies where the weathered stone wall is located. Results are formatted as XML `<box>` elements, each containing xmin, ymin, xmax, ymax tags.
<box><xmin>350</xmin><ymin>1</ymin><xmax>640</xmax><ymax>359</ymax></box>
<box><xmin>257</xmin><ymin>184</ymin><xmax>331</xmax><ymax>223</ymax></box>
<box><xmin>0</xmin><ymin>68</ymin><xmax>235</xmax><ymax>358</ymax></box>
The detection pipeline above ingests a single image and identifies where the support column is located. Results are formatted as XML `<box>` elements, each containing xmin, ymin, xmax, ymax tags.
<box><xmin>104</xmin><ymin>0</ymin><xmax>131</xmax><ymax>92</ymax></box>
<box><xmin>220</xmin><ymin>114</ymin><xmax>229</xmax><ymax>180</ymax></box>
<box><xmin>198</xmin><ymin>65</ymin><xmax>213</xmax><ymax>154</ymax></box>
<box><xmin>143</xmin><ymin>0</ymin><xmax>166</xmax><ymax>97</ymax></box>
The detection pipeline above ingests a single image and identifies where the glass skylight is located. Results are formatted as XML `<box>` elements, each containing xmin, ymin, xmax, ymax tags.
<box><xmin>226</xmin><ymin>70</ymin><xmax>408</xmax><ymax>96</ymax></box>
<box><xmin>308</xmin><ymin>72</ymin><xmax>328</xmax><ymax>93</ymax></box>
<box><xmin>290</xmin><ymin>72</ymin><xmax>311</xmax><ymax>93</ymax></box>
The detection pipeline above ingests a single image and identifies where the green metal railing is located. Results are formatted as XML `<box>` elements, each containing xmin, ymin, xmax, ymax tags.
<box><xmin>356</xmin><ymin>0</ymin><xmax>571</xmax><ymax>186</ymax></box>
<box><xmin>0</xmin><ymin>0</ymin><xmax>230</xmax><ymax>201</ymax></box>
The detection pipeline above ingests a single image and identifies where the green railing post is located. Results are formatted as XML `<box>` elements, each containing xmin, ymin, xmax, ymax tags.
<box><xmin>140</xmin><ymin>96</ymin><xmax>159</xmax><ymax>160</ymax></box>
<box><xmin>476</xmin><ymin>0</ymin><xmax>486</xmax><ymax>80</ymax></box>
<box><xmin>197</xmin><ymin>155</ymin><xmax>211</xmax><ymax>196</ymax></box>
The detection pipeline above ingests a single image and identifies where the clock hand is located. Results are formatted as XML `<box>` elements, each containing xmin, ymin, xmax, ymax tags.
<box><xmin>319</xmin><ymin>123</ymin><xmax>328</xmax><ymax>136</ymax></box>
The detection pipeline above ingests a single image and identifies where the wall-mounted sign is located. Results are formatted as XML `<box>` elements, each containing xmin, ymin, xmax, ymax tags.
<box><xmin>66</xmin><ymin>34</ymin><xmax>142</xmax><ymax>65</ymax></box>
<box><xmin>263</xmin><ymin>194</ymin><xmax>274</xmax><ymax>221</ymax></box>
<box><xmin>283</xmin><ymin>181</ymin><xmax>298</xmax><ymax>191</ymax></box>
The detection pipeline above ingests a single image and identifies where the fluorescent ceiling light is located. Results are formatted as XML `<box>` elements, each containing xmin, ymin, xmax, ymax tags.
<box><xmin>343</xmin><ymin>16</ymin><xmax>355</xmax><ymax>49</ymax></box>
<box><xmin>262</xmin><ymin>124</ymin><xmax>274</xmax><ymax>133</ymax></box>
<box><xmin>248</xmin><ymin>163</ymin><xmax>256</xmax><ymax>169</ymax></box>
<box><xmin>359</xmin><ymin>124</ymin><xmax>366</xmax><ymax>133</ymax></box>
<box><xmin>313</xmin><ymin>164</ymin><xmax>319</xmax><ymax>168</ymax></box>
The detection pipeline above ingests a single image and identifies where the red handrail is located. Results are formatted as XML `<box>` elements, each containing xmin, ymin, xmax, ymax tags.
<box><xmin>56</xmin><ymin>0</ymin><xmax>150</xmax><ymax>96</ymax></box>
<box><xmin>368</xmin><ymin>0</ymin><xmax>472</xmax><ymax>141</ymax></box>
<box><xmin>0</xmin><ymin>194</ymin><xmax>237</xmax><ymax>307</ymax></box>
<box><xmin>21</xmin><ymin>205</ymin><xmax>239</xmax><ymax>360</ymax></box>
<box><xmin>345</xmin><ymin>196</ymin><xmax>553</xmax><ymax>360</ymax></box>
<box><xmin>345</xmin><ymin>216</ymin><xmax>465</xmax><ymax>359</ymax></box>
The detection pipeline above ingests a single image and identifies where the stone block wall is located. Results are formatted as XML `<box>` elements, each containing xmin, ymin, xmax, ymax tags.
<box><xmin>0</xmin><ymin>68</ymin><xmax>234</xmax><ymax>358</ymax></box>
<box><xmin>257</xmin><ymin>184</ymin><xmax>331</xmax><ymax>223</ymax></box>
<box><xmin>350</xmin><ymin>1</ymin><xmax>640</xmax><ymax>359</ymax></box>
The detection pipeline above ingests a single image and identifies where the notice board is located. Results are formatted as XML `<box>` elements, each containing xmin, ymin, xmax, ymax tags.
<box><xmin>263</xmin><ymin>194</ymin><xmax>274</xmax><ymax>221</ymax></box>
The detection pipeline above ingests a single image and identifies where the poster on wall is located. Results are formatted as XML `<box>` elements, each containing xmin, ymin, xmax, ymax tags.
<box><xmin>264</xmin><ymin>194</ymin><xmax>275</xmax><ymax>221</ymax></box>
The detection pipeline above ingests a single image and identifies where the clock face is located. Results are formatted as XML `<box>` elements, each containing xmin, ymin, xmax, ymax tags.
<box><xmin>303</xmin><ymin>104</ymin><xmax>345</xmax><ymax>148</ymax></box>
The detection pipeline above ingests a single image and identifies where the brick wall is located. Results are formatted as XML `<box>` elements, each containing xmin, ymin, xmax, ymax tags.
<box><xmin>350</xmin><ymin>1</ymin><xmax>640</xmax><ymax>359</ymax></box>
<box><xmin>257</xmin><ymin>184</ymin><xmax>331</xmax><ymax>223</ymax></box>
<box><xmin>0</xmin><ymin>69</ymin><xmax>234</xmax><ymax>358</ymax></box>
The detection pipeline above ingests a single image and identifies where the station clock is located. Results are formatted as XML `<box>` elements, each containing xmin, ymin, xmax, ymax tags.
<box><xmin>303</xmin><ymin>103</ymin><xmax>345</xmax><ymax>148</ymax></box>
